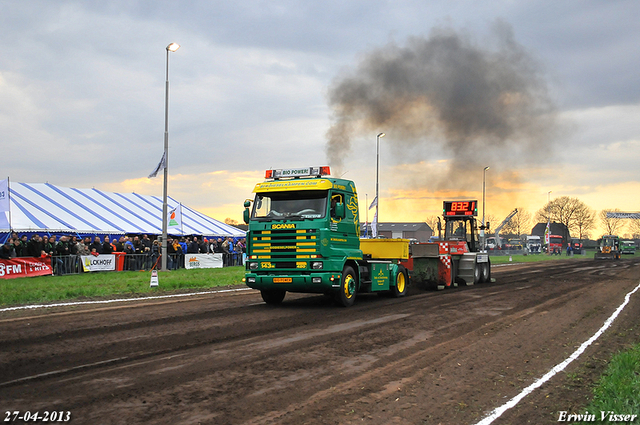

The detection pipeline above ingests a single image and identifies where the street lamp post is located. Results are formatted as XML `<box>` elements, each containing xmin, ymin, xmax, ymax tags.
<box><xmin>161</xmin><ymin>42</ymin><xmax>180</xmax><ymax>272</ymax></box>
<box><xmin>375</xmin><ymin>132</ymin><xmax>385</xmax><ymax>238</ymax></box>
<box><xmin>482</xmin><ymin>166</ymin><xmax>490</xmax><ymax>250</ymax></box>
<box><xmin>546</xmin><ymin>190</ymin><xmax>552</xmax><ymax>255</ymax></box>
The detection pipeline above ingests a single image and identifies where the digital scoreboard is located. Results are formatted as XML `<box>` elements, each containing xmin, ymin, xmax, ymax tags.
<box><xmin>443</xmin><ymin>200</ymin><xmax>478</xmax><ymax>217</ymax></box>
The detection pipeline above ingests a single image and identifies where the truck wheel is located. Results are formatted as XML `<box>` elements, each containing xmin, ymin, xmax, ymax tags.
<box><xmin>473</xmin><ymin>262</ymin><xmax>481</xmax><ymax>285</ymax></box>
<box><xmin>391</xmin><ymin>266</ymin><xmax>408</xmax><ymax>298</ymax></box>
<box><xmin>335</xmin><ymin>266</ymin><xmax>357</xmax><ymax>307</ymax></box>
<box><xmin>481</xmin><ymin>262</ymin><xmax>491</xmax><ymax>283</ymax></box>
<box><xmin>261</xmin><ymin>289</ymin><xmax>286</xmax><ymax>305</ymax></box>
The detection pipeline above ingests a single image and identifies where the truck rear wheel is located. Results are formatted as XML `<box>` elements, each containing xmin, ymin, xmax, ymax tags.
<box><xmin>391</xmin><ymin>266</ymin><xmax>408</xmax><ymax>298</ymax></box>
<box><xmin>473</xmin><ymin>262</ymin><xmax>481</xmax><ymax>285</ymax></box>
<box><xmin>335</xmin><ymin>266</ymin><xmax>357</xmax><ymax>307</ymax></box>
<box><xmin>481</xmin><ymin>261</ymin><xmax>491</xmax><ymax>283</ymax></box>
<box><xmin>261</xmin><ymin>289</ymin><xmax>286</xmax><ymax>305</ymax></box>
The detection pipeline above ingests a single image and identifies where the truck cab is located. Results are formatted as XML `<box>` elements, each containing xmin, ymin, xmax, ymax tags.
<box><xmin>243</xmin><ymin>166</ymin><xmax>408</xmax><ymax>306</ymax></box>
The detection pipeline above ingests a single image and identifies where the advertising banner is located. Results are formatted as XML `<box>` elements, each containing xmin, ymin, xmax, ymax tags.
<box><xmin>168</xmin><ymin>204</ymin><xmax>183</xmax><ymax>234</ymax></box>
<box><xmin>81</xmin><ymin>254</ymin><xmax>116</xmax><ymax>272</ymax></box>
<box><xmin>0</xmin><ymin>257</ymin><xmax>53</xmax><ymax>279</ymax></box>
<box><xmin>184</xmin><ymin>253</ymin><xmax>223</xmax><ymax>269</ymax></box>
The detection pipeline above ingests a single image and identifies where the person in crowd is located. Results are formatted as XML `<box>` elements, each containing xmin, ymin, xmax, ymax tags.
<box><xmin>215</xmin><ymin>238</ymin><xmax>224</xmax><ymax>253</ymax></box>
<box><xmin>27</xmin><ymin>234</ymin><xmax>43</xmax><ymax>257</ymax></box>
<box><xmin>171</xmin><ymin>238</ymin><xmax>182</xmax><ymax>269</ymax></box>
<box><xmin>41</xmin><ymin>236</ymin><xmax>50</xmax><ymax>255</ymax></box>
<box><xmin>141</xmin><ymin>234</ymin><xmax>152</xmax><ymax>269</ymax></box>
<box><xmin>151</xmin><ymin>239</ymin><xmax>160</xmax><ymax>268</ymax></box>
<box><xmin>56</xmin><ymin>236</ymin><xmax>71</xmax><ymax>256</ymax></box>
<box><xmin>76</xmin><ymin>238</ymin><xmax>90</xmax><ymax>256</ymax></box>
<box><xmin>141</xmin><ymin>234</ymin><xmax>152</xmax><ymax>251</ymax></box>
<box><xmin>236</xmin><ymin>237</ymin><xmax>246</xmax><ymax>266</ymax></box>
<box><xmin>1</xmin><ymin>240</ymin><xmax>13</xmax><ymax>259</ymax></box>
<box><xmin>13</xmin><ymin>238</ymin><xmax>23</xmax><ymax>257</ymax></box>
<box><xmin>90</xmin><ymin>236</ymin><xmax>103</xmax><ymax>254</ymax></box>
<box><xmin>188</xmin><ymin>236</ymin><xmax>199</xmax><ymax>254</ymax></box>
<box><xmin>102</xmin><ymin>236</ymin><xmax>113</xmax><ymax>254</ymax></box>
<box><xmin>123</xmin><ymin>236</ymin><xmax>134</xmax><ymax>252</ymax></box>
<box><xmin>221</xmin><ymin>237</ymin><xmax>231</xmax><ymax>266</ymax></box>
<box><xmin>131</xmin><ymin>236</ymin><xmax>144</xmax><ymax>270</ymax></box>
<box><xmin>227</xmin><ymin>237</ymin><xmax>235</xmax><ymax>266</ymax></box>
<box><xmin>113</xmin><ymin>236</ymin><xmax>124</xmax><ymax>252</ymax></box>
<box><xmin>209</xmin><ymin>238</ymin><xmax>218</xmax><ymax>253</ymax></box>
<box><xmin>69</xmin><ymin>236</ymin><xmax>79</xmax><ymax>256</ymax></box>
<box><xmin>18</xmin><ymin>235</ymin><xmax>29</xmax><ymax>257</ymax></box>
<box><xmin>179</xmin><ymin>238</ymin><xmax>188</xmax><ymax>256</ymax></box>
<box><xmin>55</xmin><ymin>235</ymin><xmax>71</xmax><ymax>275</ymax></box>
<box><xmin>122</xmin><ymin>237</ymin><xmax>134</xmax><ymax>270</ymax></box>
<box><xmin>199</xmin><ymin>238</ymin><xmax>208</xmax><ymax>253</ymax></box>
<box><xmin>48</xmin><ymin>235</ymin><xmax>57</xmax><ymax>255</ymax></box>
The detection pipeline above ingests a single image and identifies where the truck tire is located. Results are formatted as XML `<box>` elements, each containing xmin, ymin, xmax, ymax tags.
<box><xmin>391</xmin><ymin>266</ymin><xmax>408</xmax><ymax>298</ymax></box>
<box><xmin>261</xmin><ymin>289</ymin><xmax>286</xmax><ymax>305</ymax></box>
<box><xmin>474</xmin><ymin>262</ymin><xmax>481</xmax><ymax>285</ymax></box>
<box><xmin>335</xmin><ymin>266</ymin><xmax>357</xmax><ymax>307</ymax></box>
<box><xmin>481</xmin><ymin>261</ymin><xmax>491</xmax><ymax>283</ymax></box>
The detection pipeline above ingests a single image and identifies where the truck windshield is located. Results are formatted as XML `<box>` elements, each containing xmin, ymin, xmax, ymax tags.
<box><xmin>444</xmin><ymin>218</ymin><xmax>477</xmax><ymax>246</ymax></box>
<box><xmin>252</xmin><ymin>191</ymin><xmax>328</xmax><ymax>221</ymax></box>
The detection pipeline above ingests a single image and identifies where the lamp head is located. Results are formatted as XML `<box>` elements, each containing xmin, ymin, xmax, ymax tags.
<box><xmin>167</xmin><ymin>43</ymin><xmax>180</xmax><ymax>52</ymax></box>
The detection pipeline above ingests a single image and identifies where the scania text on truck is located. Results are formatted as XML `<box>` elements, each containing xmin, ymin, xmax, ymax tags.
<box><xmin>243</xmin><ymin>166</ymin><xmax>409</xmax><ymax>307</ymax></box>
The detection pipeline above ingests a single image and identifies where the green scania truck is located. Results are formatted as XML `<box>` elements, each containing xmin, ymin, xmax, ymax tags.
<box><xmin>243</xmin><ymin>166</ymin><xmax>408</xmax><ymax>307</ymax></box>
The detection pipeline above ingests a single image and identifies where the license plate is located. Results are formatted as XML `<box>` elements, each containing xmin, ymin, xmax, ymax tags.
<box><xmin>273</xmin><ymin>277</ymin><xmax>292</xmax><ymax>283</ymax></box>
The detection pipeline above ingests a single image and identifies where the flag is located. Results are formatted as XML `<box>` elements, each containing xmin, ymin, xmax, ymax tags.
<box><xmin>369</xmin><ymin>196</ymin><xmax>377</xmax><ymax>210</ymax></box>
<box><xmin>0</xmin><ymin>178</ymin><xmax>10</xmax><ymax>230</ymax></box>
<box><xmin>148</xmin><ymin>152</ymin><xmax>166</xmax><ymax>178</ymax></box>
<box><xmin>544</xmin><ymin>221</ymin><xmax>550</xmax><ymax>245</ymax></box>
<box><xmin>168</xmin><ymin>204</ymin><xmax>183</xmax><ymax>234</ymax></box>
<box><xmin>371</xmin><ymin>212</ymin><xmax>378</xmax><ymax>238</ymax></box>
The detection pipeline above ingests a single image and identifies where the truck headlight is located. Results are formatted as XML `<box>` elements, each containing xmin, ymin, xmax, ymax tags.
<box><xmin>312</xmin><ymin>277</ymin><xmax>322</xmax><ymax>283</ymax></box>
<box><xmin>311</xmin><ymin>261</ymin><xmax>323</xmax><ymax>270</ymax></box>
<box><xmin>247</xmin><ymin>277</ymin><xmax>256</xmax><ymax>283</ymax></box>
<box><xmin>249</xmin><ymin>262</ymin><xmax>259</xmax><ymax>270</ymax></box>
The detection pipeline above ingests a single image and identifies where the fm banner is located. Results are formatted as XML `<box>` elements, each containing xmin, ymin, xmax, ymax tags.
<box><xmin>81</xmin><ymin>255</ymin><xmax>116</xmax><ymax>272</ymax></box>
<box><xmin>0</xmin><ymin>257</ymin><xmax>53</xmax><ymax>279</ymax></box>
<box><xmin>184</xmin><ymin>253</ymin><xmax>223</xmax><ymax>269</ymax></box>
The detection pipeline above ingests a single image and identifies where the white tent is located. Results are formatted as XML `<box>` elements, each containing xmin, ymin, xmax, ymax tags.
<box><xmin>1</xmin><ymin>181</ymin><xmax>245</xmax><ymax>238</ymax></box>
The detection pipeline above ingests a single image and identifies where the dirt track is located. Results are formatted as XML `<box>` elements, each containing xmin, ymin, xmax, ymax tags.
<box><xmin>1</xmin><ymin>258</ymin><xmax>639</xmax><ymax>425</ymax></box>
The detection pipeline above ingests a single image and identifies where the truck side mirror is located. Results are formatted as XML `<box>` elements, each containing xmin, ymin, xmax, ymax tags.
<box><xmin>334</xmin><ymin>203</ymin><xmax>345</xmax><ymax>219</ymax></box>
<box><xmin>243</xmin><ymin>199</ymin><xmax>252</xmax><ymax>224</ymax></box>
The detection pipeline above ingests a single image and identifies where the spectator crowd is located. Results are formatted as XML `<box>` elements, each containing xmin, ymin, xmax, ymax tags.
<box><xmin>1</xmin><ymin>232</ymin><xmax>245</xmax><ymax>275</ymax></box>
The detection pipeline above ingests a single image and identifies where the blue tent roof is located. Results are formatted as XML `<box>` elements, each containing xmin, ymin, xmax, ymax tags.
<box><xmin>2</xmin><ymin>182</ymin><xmax>244</xmax><ymax>238</ymax></box>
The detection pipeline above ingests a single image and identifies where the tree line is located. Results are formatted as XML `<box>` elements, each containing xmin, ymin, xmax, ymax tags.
<box><xmin>425</xmin><ymin>196</ymin><xmax>640</xmax><ymax>241</ymax></box>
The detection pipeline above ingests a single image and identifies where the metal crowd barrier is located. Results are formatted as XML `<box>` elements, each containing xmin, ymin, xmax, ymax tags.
<box><xmin>51</xmin><ymin>252</ymin><xmax>244</xmax><ymax>276</ymax></box>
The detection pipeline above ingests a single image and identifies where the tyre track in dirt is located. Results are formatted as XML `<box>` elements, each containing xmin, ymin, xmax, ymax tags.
<box><xmin>1</xmin><ymin>258</ymin><xmax>638</xmax><ymax>424</ymax></box>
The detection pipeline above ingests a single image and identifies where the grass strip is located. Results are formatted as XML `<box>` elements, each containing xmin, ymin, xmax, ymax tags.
<box><xmin>580</xmin><ymin>343</ymin><xmax>640</xmax><ymax>424</ymax></box>
<box><xmin>0</xmin><ymin>267</ymin><xmax>246</xmax><ymax>306</ymax></box>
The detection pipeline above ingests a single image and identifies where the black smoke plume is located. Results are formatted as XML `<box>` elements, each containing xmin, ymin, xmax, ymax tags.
<box><xmin>326</xmin><ymin>23</ymin><xmax>557</xmax><ymax>189</ymax></box>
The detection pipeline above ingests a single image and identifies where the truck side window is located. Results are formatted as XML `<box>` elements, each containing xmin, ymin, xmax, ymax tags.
<box><xmin>331</xmin><ymin>194</ymin><xmax>343</xmax><ymax>218</ymax></box>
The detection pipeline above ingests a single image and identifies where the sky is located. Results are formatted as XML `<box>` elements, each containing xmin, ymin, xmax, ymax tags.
<box><xmin>2</xmin><ymin>0</ymin><xmax>640</xmax><ymax>237</ymax></box>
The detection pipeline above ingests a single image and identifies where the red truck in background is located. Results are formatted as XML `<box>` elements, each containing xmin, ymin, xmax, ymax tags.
<box><xmin>545</xmin><ymin>234</ymin><xmax>563</xmax><ymax>255</ymax></box>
